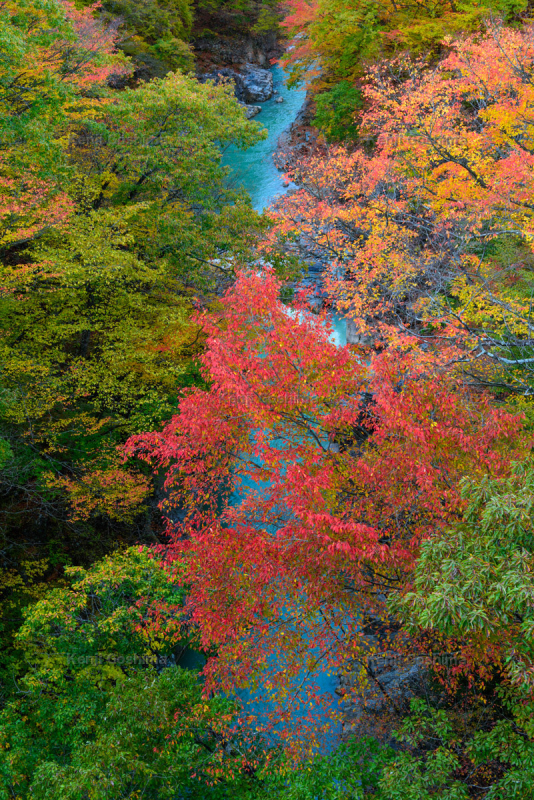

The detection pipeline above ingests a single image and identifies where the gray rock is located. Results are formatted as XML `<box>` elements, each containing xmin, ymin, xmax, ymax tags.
<box><xmin>346</xmin><ymin>318</ymin><xmax>375</xmax><ymax>347</ymax></box>
<box><xmin>240</xmin><ymin>103</ymin><xmax>262</xmax><ymax>119</ymax></box>
<box><xmin>274</xmin><ymin>96</ymin><xmax>284</xmax><ymax>104</ymax></box>
<box><xmin>198</xmin><ymin>65</ymin><xmax>273</xmax><ymax>104</ymax></box>
<box><xmin>239</xmin><ymin>64</ymin><xmax>274</xmax><ymax>103</ymax></box>
<box><xmin>199</xmin><ymin>67</ymin><xmax>239</xmax><ymax>89</ymax></box>
<box><xmin>192</xmin><ymin>31</ymin><xmax>278</xmax><ymax>68</ymax></box>
<box><xmin>338</xmin><ymin>647</ymin><xmax>434</xmax><ymax>744</ymax></box>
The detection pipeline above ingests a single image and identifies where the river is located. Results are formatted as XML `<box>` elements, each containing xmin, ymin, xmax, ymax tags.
<box><xmin>223</xmin><ymin>65</ymin><xmax>347</xmax><ymax>350</ymax></box>
<box><xmin>222</xmin><ymin>64</ymin><xmax>305</xmax><ymax>212</ymax></box>
<box><xmin>221</xmin><ymin>66</ymin><xmax>345</xmax><ymax>750</ymax></box>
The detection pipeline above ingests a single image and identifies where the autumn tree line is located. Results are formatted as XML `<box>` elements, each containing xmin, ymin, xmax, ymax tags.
<box><xmin>2</xmin><ymin>0</ymin><xmax>534</xmax><ymax>797</ymax></box>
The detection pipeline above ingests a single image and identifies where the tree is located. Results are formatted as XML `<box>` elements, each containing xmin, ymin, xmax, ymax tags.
<box><xmin>0</xmin><ymin>0</ymin><xmax>130</xmax><ymax>249</ymax></box>
<box><xmin>126</xmin><ymin>268</ymin><xmax>525</xmax><ymax>745</ymax></box>
<box><xmin>374</xmin><ymin>463</ymin><xmax>534</xmax><ymax>799</ymax></box>
<box><xmin>1</xmin><ymin>0</ymin><xmax>264</xmax><ymax>262</ymax></box>
<box><xmin>0</xmin><ymin>547</ymin><xmax>265</xmax><ymax>799</ymax></box>
<box><xmin>281</xmin><ymin>0</ymin><xmax>531</xmax><ymax>90</ymax></box>
<box><xmin>0</xmin><ymin>208</ymin><xmax>196</xmax><ymax>567</ymax></box>
<box><xmin>0</xmin><ymin>0</ymin><xmax>266</xmax><ymax>576</ymax></box>
<box><xmin>377</xmin><ymin>696</ymin><xmax>534</xmax><ymax>799</ymax></box>
<box><xmin>89</xmin><ymin>66</ymin><xmax>266</xmax><ymax>293</ymax></box>
<box><xmin>270</xmin><ymin>24</ymin><xmax>534</xmax><ymax>398</ymax></box>
<box><xmin>237</xmin><ymin>736</ymin><xmax>394</xmax><ymax>800</ymax></box>
<box><xmin>312</xmin><ymin>81</ymin><xmax>363</xmax><ymax>142</ymax></box>
<box><xmin>396</xmin><ymin>462</ymin><xmax>534</xmax><ymax>695</ymax></box>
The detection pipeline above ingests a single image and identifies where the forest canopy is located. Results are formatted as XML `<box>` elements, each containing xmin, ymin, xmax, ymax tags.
<box><xmin>2</xmin><ymin>0</ymin><xmax>534</xmax><ymax>797</ymax></box>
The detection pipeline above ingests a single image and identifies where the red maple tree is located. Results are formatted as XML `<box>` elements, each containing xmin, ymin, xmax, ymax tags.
<box><xmin>126</xmin><ymin>269</ymin><xmax>526</xmax><ymax>744</ymax></box>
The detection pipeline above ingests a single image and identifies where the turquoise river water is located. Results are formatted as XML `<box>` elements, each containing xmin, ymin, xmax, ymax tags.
<box><xmin>222</xmin><ymin>64</ymin><xmax>306</xmax><ymax>212</ymax></box>
<box><xmin>222</xmin><ymin>66</ymin><xmax>345</xmax><ymax>748</ymax></box>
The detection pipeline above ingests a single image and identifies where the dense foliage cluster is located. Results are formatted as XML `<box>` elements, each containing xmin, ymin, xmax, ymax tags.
<box><xmin>282</xmin><ymin>0</ymin><xmax>534</xmax><ymax>137</ymax></box>
<box><xmin>0</xmin><ymin>0</ymin><xmax>265</xmax><ymax>767</ymax></box>
<box><xmin>0</xmin><ymin>0</ymin><xmax>263</xmax><ymax>569</ymax></box>
<box><xmin>2</xmin><ymin>0</ymin><xmax>534</xmax><ymax>797</ymax></box>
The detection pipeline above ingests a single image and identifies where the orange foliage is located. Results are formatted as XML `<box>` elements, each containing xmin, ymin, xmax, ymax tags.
<box><xmin>268</xmin><ymin>24</ymin><xmax>534</xmax><ymax>393</ymax></box>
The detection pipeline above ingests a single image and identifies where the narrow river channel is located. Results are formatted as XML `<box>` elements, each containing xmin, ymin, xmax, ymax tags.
<box><xmin>222</xmin><ymin>64</ymin><xmax>306</xmax><ymax>212</ymax></box>
<box><xmin>222</xmin><ymin>66</ymin><xmax>345</xmax><ymax>750</ymax></box>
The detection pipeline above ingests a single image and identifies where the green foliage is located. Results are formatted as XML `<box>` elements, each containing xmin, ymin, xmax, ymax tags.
<box><xmin>15</xmin><ymin>547</ymin><xmax>186</xmax><ymax>674</ymax></box>
<box><xmin>380</xmin><ymin>701</ymin><xmax>470</xmax><ymax>800</ymax></box>
<box><xmin>276</xmin><ymin>737</ymin><xmax>393</xmax><ymax>799</ymax></box>
<box><xmin>226</xmin><ymin>737</ymin><xmax>392</xmax><ymax>800</ymax></box>
<box><xmin>104</xmin><ymin>0</ymin><xmax>194</xmax><ymax>42</ymax></box>
<box><xmin>149</xmin><ymin>35</ymin><xmax>195</xmax><ymax>71</ymax></box>
<box><xmin>195</xmin><ymin>0</ymin><xmax>281</xmax><ymax>33</ymax></box>
<box><xmin>78</xmin><ymin>0</ymin><xmax>196</xmax><ymax>73</ymax></box>
<box><xmin>0</xmin><ymin>548</ymin><xmax>259</xmax><ymax>799</ymax></box>
<box><xmin>251</xmin><ymin>5</ymin><xmax>281</xmax><ymax>33</ymax></box>
<box><xmin>394</xmin><ymin>461</ymin><xmax>534</xmax><ymax>692</ymax></box>
<box><xmin>379</xmin><ymin>698</ymin><xmax>534</xmax><ymax>799</ymax></box>
<box><xmin>3</xmin><ymin>668</ymin><xmax>237</xmax><ymax>800</ymax></box>
<box><xmin>313</xmin><ymin>81</ymin><xmax>362</xmax><ymax>141</ymax></box>
<box><xmin>2</xmin><ymin>208</ymin><xmax>195</xmax><ymax>431</ymax></box>
<box><xmin>100</xmin><ymin>69</ymin><xmax>263</xmax><ymax>213</ymax></box>
<box><xmin>377</xmin><ymin>463</ymin><xmax>534</xmax><ymax>797</ymax></box>
<box><xmin>0</xmin><ymin>1</ymin><xmax>266</xmax><ymax>568</ymax></box>
<box><xmin>0</xmin><ymin>205</ymin><xmax>197</xmax><ymax>563</ymax></box>
<box><xmin>0</xmin><ymin>440</ymin><xmax>12</xmax><ymax>470</ymax></box>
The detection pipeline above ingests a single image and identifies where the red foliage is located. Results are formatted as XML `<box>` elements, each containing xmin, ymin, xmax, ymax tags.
<box><xmin>126</xmin><ymin>269</ymin><xmax>526</xmax><ymax>740</ymax></box>
<box><xmin>54</xmin><ymin>0</ymin><xmax>130</xmax><ymax>88</ymax></box>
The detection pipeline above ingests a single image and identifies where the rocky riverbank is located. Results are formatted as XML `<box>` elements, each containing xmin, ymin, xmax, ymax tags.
<box><xmin>276</xmin><ymin>95</ymin><xmax>321</xmax><ymax>166</ymax></box>
<box><xmin>194</xmin><ymin>26</ymin><xmax>286</xmax><ymax>117</ymax></box>
<box><xmin>189</xmin><ymin>7</ymin><xmax>284</xmax><ymax>110</ymax></box>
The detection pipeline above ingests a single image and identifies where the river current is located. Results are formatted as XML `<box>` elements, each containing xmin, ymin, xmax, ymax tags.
<box><xmin>222</xmin><ymin>64</ymin><xmax>305</xmax><ymax>212</ymax></box>
<box><xmin>223</xmin><ymin>64</ymin><xmax>347</xmax><ymax>350</ymax></box>
<box><xmin>220</xmin><ymin>66</ymin><xmax>345</xmax><ymax>749</ymax></box>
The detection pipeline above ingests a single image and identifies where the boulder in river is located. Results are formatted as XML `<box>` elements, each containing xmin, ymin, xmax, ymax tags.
<box><xmin>198</xmin><ymin>64</ymin><xmax>273</xmax><ymax>103</ymax></box>
<box><xmin>239</xmin><ymin>102</ymin><xmax>262</xmax><ymax>119</ymax></box>
<box><xmin>238</xmin><ymin>64</ymin><xmax>274</xmax><ymax>103</ymax></box>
